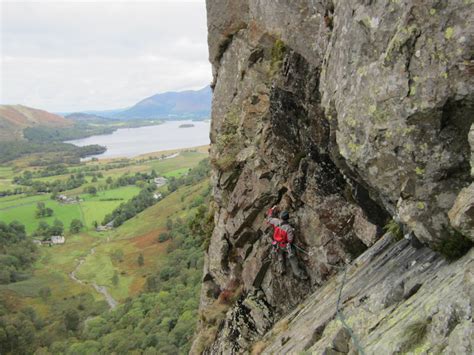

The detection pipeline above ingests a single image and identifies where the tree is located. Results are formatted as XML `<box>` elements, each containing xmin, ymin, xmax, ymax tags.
<box><xmin>158</xmin><ymin>232</ymin><xmax>170</xmax><ymax>243</ymax></box>
<box><xmin>35</xmin><ymin>202</ymin><xmax>53</xmax><ymax>218</ymax></box>
<box><xmin>111</xmin><ymin>271</ymin><xmax>119</xmax><ymax>286</ymax></box>
<box><xmin>50</xmin><ymin>219</ymin><xmax>64</xmax><ymax>236</ymax></box>
<box><xmin>137</xmin><ymin>253</ymin><xmax>144</xmax><ymax>266</ymax></box>
<box><xmin>38</xmin><ymin>287</ymin><xmax>52</xmax><ymax>301</ymax></box>
<box><xmin>69</xmin><ymin>219</ymin><xmax>84</xmax><ymax>234</ymax></box>
<box><xmin>111</xmin><ymin>249</ymin><xmax>124</xmax><ymax>263</ymax></box>
<box><xmin>64</xmin><ymin>309</ymin><xmax>80</xmax><ymax>331</ymax></box>
<box><xmin>106</xmin><ymin>177</ymin><xmax>113</xmax><ymax>184</ymax></box>
<box><xmin>83</xmin><ymin>186</ymin><xmax>97</xmax><ymax>195</ymax></box>
<box><xmin>35</xmin><ymin>221</ymin><xmax>51</xmax><ymax>238</ymax></box>
<box><xmin>166</xmin><ymin>218</ymin><xmax>173</xmax><ymax>231</ymax></box>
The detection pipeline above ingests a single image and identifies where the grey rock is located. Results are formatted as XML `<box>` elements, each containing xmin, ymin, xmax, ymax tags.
<box><xmin>449</xmin><ymin>183</ymin><xmax>474</xmax><ymax>241</ymax></box>
<box><xmin>194</xmin><ymin>0</ymin><xmax>474</xmax><ymax>352</ymax></box>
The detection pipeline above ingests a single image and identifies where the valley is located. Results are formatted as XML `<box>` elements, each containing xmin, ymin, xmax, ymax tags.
<box><xmin>0</xmin><ymin>143</ymin><xmax>211</xmax><ymax>353</ymax></box>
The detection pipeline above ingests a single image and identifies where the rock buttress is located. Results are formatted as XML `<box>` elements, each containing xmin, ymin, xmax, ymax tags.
<box><xmin>192</xmin><ymin>0</ymin><xmax>474</xmax><ymax>353</ymax></box>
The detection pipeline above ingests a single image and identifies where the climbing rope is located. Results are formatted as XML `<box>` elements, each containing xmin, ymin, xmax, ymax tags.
<box><xmin>293</xmin><ymin>244</ymin><xmax>314</xmax><ymax>256</ymax></box>
<box><xmin>335</xmin><ymin>265</ymin><xmax>366</xmax><ymax>355</ymax></box>
<box><xmin>290</xmin><ymin>244</ymin><xmax>366</xmax><ymax>354</ymax></box>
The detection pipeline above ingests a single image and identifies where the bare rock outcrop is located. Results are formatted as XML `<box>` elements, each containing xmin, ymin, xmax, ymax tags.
<box><xmin>193</xmin><ymin>0</ymin><xmax>474</xmax><ymax>353</ymax></box>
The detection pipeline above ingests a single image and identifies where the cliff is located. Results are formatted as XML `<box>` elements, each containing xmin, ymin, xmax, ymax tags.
<box><xmin>193</xmin><ymin>0</ymin><xmax>474</xmax><ymax>353</ymax></box>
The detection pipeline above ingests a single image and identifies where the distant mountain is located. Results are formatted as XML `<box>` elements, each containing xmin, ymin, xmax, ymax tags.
<box><xmin>111</xmin><ymin>86</ymin><xmax>211</xmax><ymax>120</ymax></box>
<box><xmin>65</xmin><ymin>112</ymin><xmax>116</xmax><ymax>123</ymax></box>
<box><xmin>0</xmin><ymin>105</ymin><xmax>72</xmax><ymax>141</ymax></box>
<box><xmin>82</xmin><ymin>108</ymin><xmax>127</xmax><ymax>117</ymax></box>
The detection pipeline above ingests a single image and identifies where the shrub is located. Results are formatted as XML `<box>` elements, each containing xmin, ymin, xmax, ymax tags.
<box><xmin>192</xmin><ymin>326</ymin><xmax>219</xmax><ymax>355</ymax></box>
<box><xmin>157</xmin><ymin>232</ymin><xmax>170</xmax><ymax>243</ymax></box>
<box><xmin>433</xmin><ymin>228</ymin><xmax>473</xmax><ymax>261</ymax></box>
<box><xmin>214</xmin><ymin>110</ymin><xmax>243</xmax><ymax>172</ymax></box>
<box><xmin>217</xmin><ymin>279</ymin><xmax>242</xmax><ymax>305</ymax></box>
<box><xmin>270</xmin><ymin>39</ymin><xmax>286</xmax><ymax>75</ymax></box>
<box><xmin>69</xmin><ymin>219</ymin><xmax>84</xmax><ymax>234</ymax></box>
<box><xmin>383</xmin><ymin>219</ymin><xmax>403</xmax><ymax>241</ymax></box>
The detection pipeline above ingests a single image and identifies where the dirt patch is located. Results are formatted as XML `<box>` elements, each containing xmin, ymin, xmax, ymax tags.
<box><xmin>132</xmin><ymin>229</ymin><xmax>167</xmax><ymax>248</ymax></box>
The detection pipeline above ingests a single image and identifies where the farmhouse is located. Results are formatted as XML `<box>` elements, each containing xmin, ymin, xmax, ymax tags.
<box><xmin>154</xmin><ymin>177</ymin><xmax>167</xmax><ymax>188</ymax></box>
<box><xmin>57</xmin><ymin>194</ymin><xmax>78</xmax><ymax>204</ymax></box>
<box><xmin>38</xmin><ymin>236</ymin><xmax>66</xmax><ymax>246</ymax></box>
<box><xmin>96</xmin><ymin>220</ymin><xmax>115</xmax><ymax>232</ymax></box>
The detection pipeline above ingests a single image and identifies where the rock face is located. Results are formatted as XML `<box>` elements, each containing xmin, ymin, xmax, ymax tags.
<box><xmin>193</xmin><ymin>0</ymin><xmax>473</xmax><ymax>353</ymax></box>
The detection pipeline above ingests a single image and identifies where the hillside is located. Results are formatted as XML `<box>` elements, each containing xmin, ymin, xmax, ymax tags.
<box><xmin>0</xmin><ymin>148</ymin><xmax>211</xmax><ymax>354</ymax></box>
<box><xmin>112</xmin><ymin>86</ymin><xmax>211</xmax><ymax>120</ymax></box>
<box><xmin>0</xmin><ymin>105</ymin><xmax>72</xmax><ymax>141</ymax></box>
<box><xmin>192</xmin><ymin>1</ymin><xmax>473</xmax><ymax>354</ymax></box>
<box><xmin>65</xmin><ymin>112</ymin><xmax>115</xmax><ymax>123</ymax></box>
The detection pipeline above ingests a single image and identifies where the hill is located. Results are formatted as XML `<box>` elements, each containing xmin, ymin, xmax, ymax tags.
<box><xmin>89</xmin><ymin>86</ymin><xmax>212</xmax><ymax>120</ymax></box>
<box><xmin>0</xmin><ymin>149</ymin><xmax>210</xmax><ymax>354</ymax></box>
<box><xmin>0</xmin><ymin>105</ymin><xmax>72</xmax><ymax>141</ymax></box>
<box><xmin>65</xmin><ymin>112</ymin><xmax>116</xmax><ymax>123</ymax></box>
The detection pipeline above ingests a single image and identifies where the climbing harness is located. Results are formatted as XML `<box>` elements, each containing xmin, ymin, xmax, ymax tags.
<box><xmin>335</xmin><ymin>265</ymin><xmax>366</xmax><ymax>355</ymax></box>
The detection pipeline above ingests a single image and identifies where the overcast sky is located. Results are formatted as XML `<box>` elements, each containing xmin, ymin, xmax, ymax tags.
<box><xmin>0</xmin><ymin>0</ymin><xmax>211</xmax><ymax>112</ymax></box>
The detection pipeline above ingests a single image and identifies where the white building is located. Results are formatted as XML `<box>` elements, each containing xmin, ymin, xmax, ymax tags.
<box><xmin>154</xmin><ymin>177</ymin><xmax>168</xmax><ymax>188</ymax></box>
<box><xmin>50</xmin><ymin>236</ymin><xmax>65</xmax><ymax>244</ymax></box>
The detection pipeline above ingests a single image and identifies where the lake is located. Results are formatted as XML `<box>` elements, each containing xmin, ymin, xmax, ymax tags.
<box><xmin>67</xmin><ymin>120</ymin><xmax>210</xmax><ymax>159</ymax></box>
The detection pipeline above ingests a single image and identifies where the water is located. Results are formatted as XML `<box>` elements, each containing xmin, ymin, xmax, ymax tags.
<box><xmin>66</xmin><ymin>120</ymin><xmax>210</xmax><ymax>159</ymax></box>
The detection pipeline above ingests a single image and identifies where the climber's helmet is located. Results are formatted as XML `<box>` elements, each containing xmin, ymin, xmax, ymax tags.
<box><xmin>280</xmin><ymin>210</ymin><xmax>289</xmax><ymax>221</ymax></box>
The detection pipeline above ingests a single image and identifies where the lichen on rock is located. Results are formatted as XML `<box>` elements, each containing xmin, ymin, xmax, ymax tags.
<box><xmin>193</xmin><ymin>0</ymin><xmax>474</xmax><ymax>353</ymax></box>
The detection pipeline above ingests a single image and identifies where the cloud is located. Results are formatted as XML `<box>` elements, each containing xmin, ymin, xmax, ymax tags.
<box><xmin>0</xmin><ymin>0</ymin><xmax>211</xmax><ymax>112</ymax></box>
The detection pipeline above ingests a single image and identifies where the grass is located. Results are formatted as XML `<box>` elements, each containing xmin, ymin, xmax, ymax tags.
<box><xmin>149</xmin><ymin>151</ymin><xmax>207</xmax><ymax>174</ymax></box>
<box><xmin>400</xmin><ymin>319</ymin><xmax>430</xmax><ymax>352</ymax></box>
<box><xmin>0</xmin><ymin>232</ymin><xmax>102</xmax><ymax>318</ymax></box>
<box><xmin>0</xmin><ymin>166</ymin><xmax>15</xmax><ymax>179</ymax></box>
<box><xmin>0</xmin><ymin>193</ymin><xmax>48</xmax><ymax>209</ymax></box>
<box><xmin>0</xmin><ymin>198</ymin><xmax>84</xmax><ymax>234</ymax></box>
<box><xmin>0</xmin><ymin>166</ymin><xmax>17</xmax><ymax>189</ymax></box>
<box><xmin>383</xmin><ymin>219</ymin><xmax>403</xmax><ymax>240</ymax></box>
<box><xmin>0</xmin><ymin>186</ymin><xmax>141</xmax><ymax>233</ymax></box>
<box><xmin>79</xmin><ymin>185</ymin><xmax>141</xmax><ymax>227</ymax></box>
<box><xmin>113</xmin><ymin>180</ymin><xmax>208</xmax><ymax>239</ymax></box>
<box><xmin>163</xmin><ymin>167</ymin><xmax>190</xmax><ymax>178</ymax></box>
<box><xmin>0</xmin><ymin>147</ymin><xmax>209</xmax><ymax>327</ymax></box>
<box><xmin>70</xmin><ymin>180</ymin><xmax>208</xmax><ymax>301</ymax></box>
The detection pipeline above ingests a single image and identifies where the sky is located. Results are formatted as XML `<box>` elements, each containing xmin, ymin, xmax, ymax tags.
<box><xmin>0</xmin><ymin>0</ymin><xmax>211</xmax><ymax>112</ymax></box>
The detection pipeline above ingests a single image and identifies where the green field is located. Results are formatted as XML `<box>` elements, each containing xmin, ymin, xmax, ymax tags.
<box><xmin>0</xmin><ymin>166</ymin><xmax>18</xmax><ymax>190</ymax></box>
<box><xmin>0</xmin><ymin>146</ymin><xmax>208</xmax><ymax>301</ymax></box>
<box><xmin>75</xmin><ymin>179</ymin><xmax>208</xmax><ymax>301</ymax></box>
<box><xmin>0</xmin><ymin>186</ymin><xmax>141</xmax><ymax>234</ymax></box>
<box><xmin>79</xmin><ymin>186</ymin><xmax>141</xmax><ymax>228</ymax></box>
<box><xmin>149</xmin><ymin>151</ymin><xmax>206</xmax><ymax>173</ymax></box>
<box><xmin>0</xmin><ymin>144</ymin><xmax>210</xmax><ymax>354</ymax></box>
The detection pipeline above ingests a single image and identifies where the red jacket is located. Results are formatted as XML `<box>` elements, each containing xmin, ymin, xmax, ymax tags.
<box><xmin>266</xmin><ymin>209</ymin><xmax>294</xmax><ymax>247</ymax></box>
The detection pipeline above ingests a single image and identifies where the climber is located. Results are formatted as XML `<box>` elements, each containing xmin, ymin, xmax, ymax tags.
<box><xmin>265</xmin><ymin>206</ymin><xmax>308</xmax><ymax>280</ymax></box>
